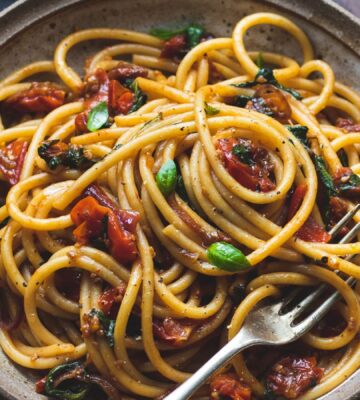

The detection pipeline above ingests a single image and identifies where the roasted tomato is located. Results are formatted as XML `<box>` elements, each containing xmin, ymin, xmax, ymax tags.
<box><xmin>3</xmin><ymin>82</ymin><xmax>65</xmax><ymax>115</ymax></box>
<box><xmin>75</xmin><ymin>68</ymin><xmax>137</xmax><ymax>133</ymax></box>
<box><xmin>210</xmin><ymin>373</ymin><xmax>251</xmax><ymax>400</ymax></box>
<box><xmin>70</xmin><ymin>186</ymin><xmax>139</xmax><ymax>264</ymax></box>
<box><xmin>336</xmin><ymin>117</ymin><xmax>360</xmax><ymax>132</ymax></box>
<box><xmin>266</xmin><ymin>356</ymin><xmax>323</xmax><ymax>399</ymax></box>
<box><xmin>287</xmin><ymin>183</ymin><xmax>331</xmax><ymax>243</ymax></box>
<box><xmin>35</xmin><ymin>377</ymin><xmax>46</xmax><ymax>394</ymax></box>
<box><xmin>161</xmin><ymin>34</ymin><xmax>187</xmax><ymax>59</ymax></box>
<box><xmin>108</xmin><ymin>61</ymin><xmax>148</xmax><ymax>81</ymax></box>
<box><xmin>0</xmin><ymin>140</ymin><xmax>28</xmax><ymax>185</ymax></box>
<box><xmin>108</xmin><ymin>80</ymin><xmax>134</xmax><ymax>115</ymax></box>
<box><xmin>153</xmin><ymin>317</ymin><xmax>196</xmax><ymax>346</ymax></box>
<box><xmin>246</xmin><ymin>84</ymin><xmax>291</xmax><ymax>123</ymax></box>
<box><xmin>216</xmin><ymin>137</ymin><xmax>275</xmax><ymax>192</ymax></box>
<box><xmin>98</xmin><ymin>284</ymin><xmax>126</xmax><ymax>317</ymax></box>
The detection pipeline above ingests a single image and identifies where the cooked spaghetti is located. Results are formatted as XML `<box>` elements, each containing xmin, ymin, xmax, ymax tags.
<box><xmin>0</xmin><ymin>12</ymin><xmax>359</xmax><ymax>400</ymax></box>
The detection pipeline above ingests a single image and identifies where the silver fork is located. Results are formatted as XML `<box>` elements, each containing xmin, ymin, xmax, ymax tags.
<box><xmin>165</xmin><ymin>203</ymin><xmax>360</xmax><ymax>400</ymax></box>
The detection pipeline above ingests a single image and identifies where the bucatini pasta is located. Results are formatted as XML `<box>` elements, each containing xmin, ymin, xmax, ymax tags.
<box><xmin>0</xmin><ymin>12</ymin><xmax>359</xmax><ymax>400</ymax></box>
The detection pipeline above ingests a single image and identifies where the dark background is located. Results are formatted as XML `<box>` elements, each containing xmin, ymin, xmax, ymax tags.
<box><xmin>0</xmin><ymin>0</ymin><xmax>359</xmax><ymax>16</ymax></box>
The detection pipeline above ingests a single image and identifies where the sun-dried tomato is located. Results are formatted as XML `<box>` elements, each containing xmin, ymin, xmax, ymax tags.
<box><xmin>216</xmin><ymin>137</ymin><xmax>275</xmax><ymax>192</ymax></box>
<box><xmin>3</xmin><ymin>82</ymin><xmax>65</xmax><ymax>115</ymax></box>
<box><xmin>153</xmin><ymin>317</ymin><xmax>196</xmax><ymax>346</ymax></box>
<box><xmin>0</xmin><ymin>140</ymin><xmax>28</xmax><ymax>185</ymax></box>
<box><xmin>336</xmin><ymin>117</ymin><xmax>360</xmax><ymax>132</ymax></box>
<box><xmin>161</xmin><ymin>34</ymin><xmax>187</xmax><ymax>59</ymax></box>
<box><xmin>246</xmin><ymin>84</ymin><xmax>291</xmax><ymax>123</ymax></box>
<box><xmin>98</xmin><ymin>284</ymin><xmax>126</xmax><ymax>317</ymax></box>
<box><xmin>108</xmin><ymin>61</ymin><xmax>148</xmax><ymax>81</ymax></box>
<box><xmin>287</xmin><ymin>183</ymin><xmax>331</xmax><ymax>243</ymax></box>
<box><xmin>266</xmin><ymin>356</ymin><xmax>323</xmax><ymax>399</ymax></box>
<box><xmin>210</xmin><ymin>373</ymin><xmax>251</xmax><ymax>400</ymax></box>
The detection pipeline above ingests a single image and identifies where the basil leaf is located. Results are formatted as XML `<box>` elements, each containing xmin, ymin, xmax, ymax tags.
<box><xmin>232</xmin><ymin>144</ymin><xmax>254</xmax><ymax>166</ymax></box>
<box><xmin>150</xmin><ymin>27</ymin><xmax>187</xmax><ymax>40</ymax></box>
<box><xmin>128</xmin><ymin>80</ymin><xmax>147</xmax><ymax>113</ymax></box>
<box><xmin>156</xmin><ymin>160</ymin><xmax>178</xmax><ymax>196</ymax></box>
<box><xmin>45</xmin><ymin>362</ymin><xmax>89</xmax><ymax>400</ymax></box>
<box><xmin>150</xmin><ymin>24</ymin><xmax>204</xmax><ymax>48</ymax></box>
<box><xmin>313</xmin><ymin>155</ymin><xmax>337</xmax><ymax>198</ymax></box>
<box><xmin>232</xmin><ymin>67</ymin><xmax>302</xmax><ymax>100</ymax></box>
<box><xmin>204</xmin><ymin>102</ymin><xmax>220</xmax><ymax>115</ymax></box>
<box><xmin>207</xmin><ymin>242</ymin><xmax>251</xmax><ymax>272</ymax></box>
<box><xmin>233</xmin><ymin>95</ymin><xmax>252</xmax><ymax>108</ymax></box>
<box><xmin>338</xmin><ymin>173</ymin><xmax>360</xmax><ymax>193</ymax></box>
<box><xmin>88</xmin><ymin>309</ymin><xmax>115</xmax><ymax>347</ymax></box>
<box><xmin>87</xmin><ymin>101</ymin><xmax>109</xmax><ymax>132</ymax></box>
<box><xmin>286</xmin><ymin>125</ymin><xmax>310</xmax><ymax>148</ymax></box>
<box><xmin>186</xmin><ymin>24</ymin><xmax>204</xmax><ymax>48</ymax></box>
<box><xmin>256</xmin><ymin>52</ymin><xmax>264</xmax><ymax>68</ymax></box>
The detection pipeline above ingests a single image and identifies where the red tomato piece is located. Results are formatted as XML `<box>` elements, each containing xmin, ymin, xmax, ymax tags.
<box><xmin>153</xmin><ymin>317</ymin><xmax>196</xmax><ymax>346</ymax></box>
<box><xmin>161</xmin><ymin>34</ymin><xmax>187</xmax><ymax>59</ymax></box>
<box><xmin>0</xmin><ymin>140</ymin><xmax>28</xmax><ymax>185</ymax></box>
<box><xmin>70</xmin><ymin>186</ymin><xmax>140</xmax><ymax>264</ymax></box>
<box><xmin>216</xmin><ymin>137</ymin><xmax>275</xmax><ymax>192</ymax></box>
<box><xmin>210</xmin><ymin>373</ymin><xmax>251</xmax><ymax>400</ymax></box>
<box><xmin>108</xmin><ymin>61</ymin><xmax>148</xmax><ymax>81</ymax></box>
<box><xmin>336</xmin><ymin>118</ymin><xmax>360</xmax><ymax>132</ymax></box>
<box><xmin>108</xmin><ymin>80</ymin><xmax>134</xmax><ymax>115</ymax></box>
<box><xmin>98</xmin><ymin>284</ymin><xmax>126</xmax><ymax>317</ymax></box>
<box><xmin>287</xmin><ymin>183</ymin><xmax>331</xmax><ymax>243</ymax></box>
<box><xmin>4</xmin><ymin>82</ymin><xmax>65</xmax><ymax>114</ymax></box>
<box><xmin>35</xmin><ymin>377</ymin><xmax>47</xmax><ymax>394</ymax></box>
<box><xmin>266</xmin><ymin>356</ymin><xmax>323</xmax><ymax>399</ymax></box>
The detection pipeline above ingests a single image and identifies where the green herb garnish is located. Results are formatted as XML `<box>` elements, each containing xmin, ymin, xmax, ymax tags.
<box><xmin>156</xmin><ymin>160</ymin><xmax>178</xmax><ymax>196</ymax></box>
<box><xmin>207</xmin><ymin>242</ymin><xmax>251</xmax><ymax>272</ymax></box>
<box><xmin>150</xmin><ymin>24</ymin><xmax>204</xmax><ymax>48</ymax></box>
<box><xmin>232</xmin><ymin>144</ymin><xmax>254</xmax><ymax>166</ymax></box>
<box><xmin>88</xmin><ymin>309</ymin><xmax>115</xmax><ymax>347</ymax></box>
<box><xmin>286</xmin><ymin>125</ymin><xmax>310</xmax><ymax>148</ymax></box>
<box><xmin>44</xmin><ymin>362</ymin><xmax>89</xmax><ymax>400</ymax></box>
<box><xmin>128</xmin><ymin>80</ymin><xmax>147</xmax><ymax>113</ymax></box>
<box><xmin>232</xmin><ymin>67</ymin><xmax>302</xmax><ymax>100</ymax></box>
<box><xmin>87</xmin><ymin>101</ymin><xmax>109</xmax><ymax>132</ymax></box>
<box><xmin>204</xmin><ymin>102</ymin><xmax>220</xmax><ymax>115</ymax></box>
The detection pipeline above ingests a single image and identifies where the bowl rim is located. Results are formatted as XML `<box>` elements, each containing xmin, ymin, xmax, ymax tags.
<box><xmin>0</xmin><ymin>0</ymin><xmax>359</xmax><ymax>399</ymax></box>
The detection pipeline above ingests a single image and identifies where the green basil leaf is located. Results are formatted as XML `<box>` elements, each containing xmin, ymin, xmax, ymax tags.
<box><xmin>233</xmin><ymin>95</ymin><xmax>252</xmax><ymax>108</ymax></box>
<box><xmin>204</xmin><ymin>102</ymin><xmax>220</xmax><ymax>115</ymax></box>
<box><xmin>45</xmin><ymin>362</ymin><xmax>89</xmax><ymax>400</ymax></box>
<box><xmin>338</xmin><ymin>173</ymin><xmax>360</xmax><ymax>193</ymax></box>
<box><xmin>87</xmin><ymin>101</ymin><xmax>109</xmax><ymax>132</ymax></box>
<box><xmin>186</xmin><ymin>24</ymin><xmax>204</xmax><ymax>48</ymax></box>
<box><xmin>207</xmin><ymin>242</ymin><xmax>251</xmax><ymax>272</ymax></box>
<box><xmin>286</xmin><ymin>125</ymin><xmax>310</xmax><ymax>148</ymax></box>
<box><xmin>128</xmin><ymin>80</ymin><xmax>147</xmax><ymax>113</ymax></box>
<box><xmin>313</xmin><ymin>154</ymin><xmax>337</xmax><ymax>198</ymax></box>
<box><xmin>256</xmin><ymin>52</ymin><xmax>264</xmax><ymax>68</ymax></box>
<box><xmin>232</xmin><ymin>144</ymin><xmax>254</xmax><ymax>166</ymax></box>
<box><xmin>88</xmin><ymin>309</ymin><xmax>115</xmax><ymax>347</ymax></box>
<box><xmin>232</xmin><ymin>67</ymin><xmax>302</xmax><ymax>100</ymax></box>
<box><xmin>156</xmin><ymin>160</ymin><xmax>178</xmax><ymax>196</ymax></box>
<box><xmin>150</xmin><ymin>27</ymin><xmax>187</xmax><ymax>40</ymax></box>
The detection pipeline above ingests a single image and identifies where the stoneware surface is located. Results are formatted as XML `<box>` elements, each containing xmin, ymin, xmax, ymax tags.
<box><xmin>0</xmin><ymin>0</ymin><xmax>359</xmax><ymax>399</ymax></box>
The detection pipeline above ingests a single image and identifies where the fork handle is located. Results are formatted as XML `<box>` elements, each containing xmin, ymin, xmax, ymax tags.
<box><xmin>163</xmin><ymin>330</ymin><xmax>258</xmax><ymax>400</ymax></box>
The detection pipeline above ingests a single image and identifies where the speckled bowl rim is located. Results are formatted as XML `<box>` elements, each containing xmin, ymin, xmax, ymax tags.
<box><xmin>0</xmin><ymin>0</ymin><xmax>359</xmax><ymax>399</ymax></box>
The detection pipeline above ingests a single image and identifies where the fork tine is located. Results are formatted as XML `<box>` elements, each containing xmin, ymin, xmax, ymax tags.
<box><xmin>339</xmin><ymin>221</ymin><xmax>360</xmax><ymax>244</ymax></box>
<box><xmin>329</xmin><ymin>203</ymin><xmax>360</xmax><ymax>237</ymax></box>
<box><xmin>283</xmin><ymin>221</ymin><xmax>360</xmax><ymax>322</ymax></box>
<box><xmin>287</xmin><ymin>284</ymin><xmax>327</xmax><ymax>320</ymax></box>
<box><xmin>293</xmin><ymin>276</ymin><xmax>357</xmax><ymax>335</ymax></box>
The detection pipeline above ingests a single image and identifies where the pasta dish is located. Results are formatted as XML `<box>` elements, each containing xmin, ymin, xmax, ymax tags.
<box><xmin>0</xmin><ymin>11</ymin><xmax>359</xmax><ymax>400</ymax></box>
